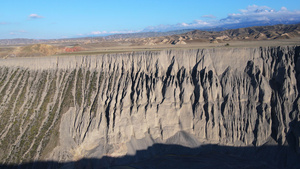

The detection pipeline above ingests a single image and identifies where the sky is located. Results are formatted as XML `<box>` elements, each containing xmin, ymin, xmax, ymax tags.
<box><xmin>0</xmin><ymin>0</ymin><xmax>300</xmax><ymax>39</ymax></box>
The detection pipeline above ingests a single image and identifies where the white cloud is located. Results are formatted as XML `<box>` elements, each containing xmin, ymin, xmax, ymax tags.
<box><xmin>78</xmin><ymin>5</ymin><xmax>300</xmax><ymax>37</ymax></box>
<box><xmin>9</xmin><ymin>30</ymin><xmax>27</xmax><ymax>36</ymax></box>
<box><xmin>91</xmin><ymin>31</ymin><xmax>108</xmax><ymax>35</ymax></box>
<box><xmin>0</xmin><ymin>22</ymin><xmax>8</xmax><ymax>25</ymax></box>
<box><xmin>143</xmin><ymin>5</ymin><xmax>300</xmax><ymax>32</ymax></box>
<box><xmin>109</xmin><ymin>30</ymin><xmax>140</xmax><ymax>34</ymax></box>
<box><xmin>89</xmin><ymin>30</ymin><xmax>140</xmax><ymax>36</ymax></box>
<box><xmin>178</xmin><ymin>20</ymin><xmax>211</xmax><ymax>27</ymax></box>
<box><xmin>281</xmin><ymin>7</ymin><xmax>287</xmax><ymax>11</ymax></box>
<box><xmin>29</xmin><ymin>14</ymin><xmax>44</xmax><ymax>19</ymax></box>
<box><xmin>221</xmin><ymin>5</ymin><xmax>300</xmax><ymax>24</ymax></box>
<box><xmin>238</xmin><ymin>5</ymin><xmax>271</xmax><ymax>13</ymax></box>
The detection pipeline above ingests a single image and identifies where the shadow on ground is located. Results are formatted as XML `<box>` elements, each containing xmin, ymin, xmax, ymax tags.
<box><xmin>1</xmin><ymin>142</ymin><xmax>299</xmax><ymax>169</ymax></box>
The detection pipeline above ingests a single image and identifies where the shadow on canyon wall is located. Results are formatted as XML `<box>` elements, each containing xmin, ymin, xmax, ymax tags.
<box><xmin>1</xmin><ymin>140</ymin><xmax>299</xmax><ymax>169</ymax></box>
<box><xmin>1</xmin><ymin>120</ymin><xmax>300</xmax><ymax>169</ymax></box>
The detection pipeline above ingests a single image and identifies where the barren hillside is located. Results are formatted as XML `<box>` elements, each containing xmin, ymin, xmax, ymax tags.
<box><xmin>0</xmin><ymin>46</ymin><xmax>299</xmax><ymax>168</ymax></box>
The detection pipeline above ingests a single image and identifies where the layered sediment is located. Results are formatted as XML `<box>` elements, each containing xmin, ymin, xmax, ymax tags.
<box><xmin>0</xmin><ymin>46</ymin><xmax>299</xmax><ymax>168</ymax></box>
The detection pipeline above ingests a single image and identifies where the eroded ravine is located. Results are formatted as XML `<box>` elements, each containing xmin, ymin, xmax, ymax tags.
<box><xmin>0</xmin><ymin>46</ymin><xmax>299</xmax><ymax>168</ymax></box>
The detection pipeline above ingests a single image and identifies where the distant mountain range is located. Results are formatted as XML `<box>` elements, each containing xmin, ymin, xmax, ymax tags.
<box><xmin>212</xmin><ymin>20</ymin><xmax>300</xmax><ymax>31</ymax></box>
<box><xmin>0</xmin><ymin>30</ymin><xmax>195</xmax><ymax>45</ymax></box>
<box><xmin>178</xmin><ymin>23</ymin><xmax>300</xmax><ymax>41</ymax></box>
<box><xmin>1</xmin><ymin>23</ymin><xmax>300</xmax><ymax>58</ymax></box>
<box><xmin>128</xmin><ymin>23</ymin><xmax>300</xmax><ymax>46</ymax></box>
<box><xmin>0</xmin><ymin>22</ymin><xmax>299</xmax><ymax>46</ymax></box>
<box><xmin>103</xmin><ymin>29</ymin><xmax>194</xmax><ymax>39</ymax></box>
<box><xmin>142</xmin><ymin>14</ymin><xmax>300</xmax><ymax>32</ymax></box>
<box><xmin>102</xmin><ymin>21</ymin><xmax>300</xmax><ymax>40</ymax></box>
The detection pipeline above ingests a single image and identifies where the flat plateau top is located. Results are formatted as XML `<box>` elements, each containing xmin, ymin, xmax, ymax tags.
<box><xmin>56</xmin><ymin>38</ymin><xmax>300</xmax><ymax>56</ymax></box>
<box><xmin>0</xmin><ymin>37</ymin><xmax>300</xmax><ymax>58</ymax></box>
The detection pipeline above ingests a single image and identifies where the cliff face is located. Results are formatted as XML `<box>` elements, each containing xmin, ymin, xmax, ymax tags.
<box><xmin>0</xmin><ymin>46</ymin><xmax>299</xmax><ymax>167</ymax></box>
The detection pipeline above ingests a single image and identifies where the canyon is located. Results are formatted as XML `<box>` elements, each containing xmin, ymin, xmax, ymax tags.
<box><xmin>0</xmin><ymin>46</ymin><xmax>300</xmax><ymax>168</ymax></box>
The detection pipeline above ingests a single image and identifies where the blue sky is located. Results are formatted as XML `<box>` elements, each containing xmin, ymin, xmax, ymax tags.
<box><xmin>0</xmin><ymin>0</ymin><xmax>300</xmax><ymax>39</ymax></box>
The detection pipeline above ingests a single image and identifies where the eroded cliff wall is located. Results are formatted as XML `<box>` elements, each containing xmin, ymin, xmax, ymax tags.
<box><xmin>0</xmin><ymin>46</ymin><xmax>299</xmax><ymax>166</ymax></box>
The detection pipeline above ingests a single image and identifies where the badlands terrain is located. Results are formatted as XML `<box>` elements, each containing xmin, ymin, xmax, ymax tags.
<box><xmin>0</xmin><ymin>24</ymin><xmax>300</xmax><ymax>169</ymax></box>
<box><xmin>0</xmin><ymin>23</ymin><xmax>300</xmax><ymax>58</ymax></box>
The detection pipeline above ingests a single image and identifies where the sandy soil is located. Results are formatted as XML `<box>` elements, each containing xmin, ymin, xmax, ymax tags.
<box><xmin>56</xmin><ymin>37</ymin><xmax>300</xmax><ymax>56</ymax></box>
<box><xmin>1</xmin><ymin>37</ymin><xmax>300</xmax><ymax>58</ymax></box>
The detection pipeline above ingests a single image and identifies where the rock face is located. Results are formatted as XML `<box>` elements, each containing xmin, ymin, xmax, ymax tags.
<box><xmin>0</xmin><ymin>46</ymin><xmax>300</xmax><ymax>168</ymax></box>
